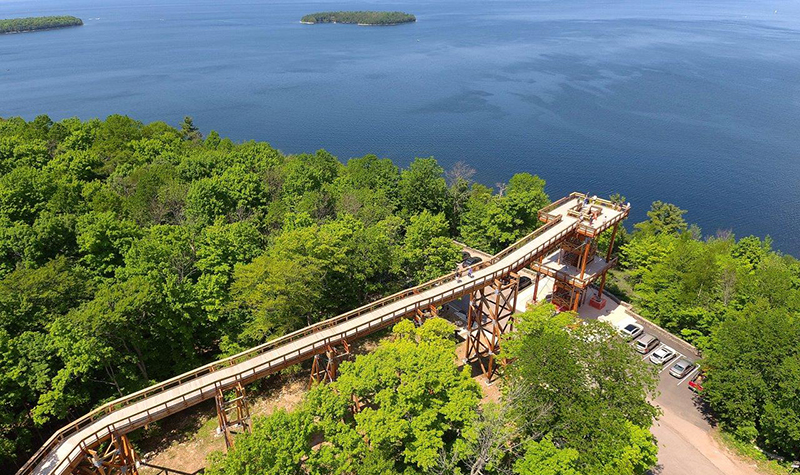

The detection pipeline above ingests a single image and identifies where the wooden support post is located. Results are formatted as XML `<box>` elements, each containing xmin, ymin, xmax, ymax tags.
<box><xmin>579</xmin><ymin>238</ymin><xmax>591</xmax><ymax>280</ymax></box>
<box><xmin>466</xmin><ymin>274</ymin><xmax>519</xmax><ymax>382</ymax></box>
<box><xmin>598</xmin><ymin>271</ymin><xmax>608</xmax><ymax>297</ymax></box>
<box><xmin>606</xmin><ymin>222</ymin><xmax>619</xmax><ymax>261</ymax></box>
<box><xmin>215</xmin><ymin>382</ymin><xmax>251</xmax><ymax>451</ymax></box>
<box><xmin>593</xmin><ymin>221</ymin><xmax>619</xmax><ymax>306</ymax></box>
<box><xmin>310</xmin><ymin>341</ymin><xmax>351</xmax><ymax>385</ymax></box>
<box><xmin>75</xmin><ymin>433</ymin><xmax>139</xmax><ymax>475</ymax></box>
<box><xmin>532</xmin><ymin>255</ymin><xmax>543</xmax><ymax>303</ymax></box>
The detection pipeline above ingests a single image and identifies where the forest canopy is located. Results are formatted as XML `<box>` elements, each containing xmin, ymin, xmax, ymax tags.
<box><xmin>0</xmin><ymin>16</ymin><xmax>83</xmax><ymax>34</ymax></box>
<box><xmin>301</xmin><ymin>11</ymin><xmax>416</xmax><ymax>26</ymax></box>
<box><xmin>0</xmin><ymin>114</ymin><xmax>547</xmax><ymax>469</ymax></box>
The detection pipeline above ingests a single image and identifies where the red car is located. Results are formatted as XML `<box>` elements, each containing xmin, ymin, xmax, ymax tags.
<box><xmin>688</xmin><ymin>373</ymin><xmax>705</xmax><ymax>393</ymax></box>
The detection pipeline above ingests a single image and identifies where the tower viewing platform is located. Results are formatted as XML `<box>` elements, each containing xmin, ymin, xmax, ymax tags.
<box><xmin>531</xmin><ymin>193</ymin><xmax>629</xmax><ymax>311</ymax></box>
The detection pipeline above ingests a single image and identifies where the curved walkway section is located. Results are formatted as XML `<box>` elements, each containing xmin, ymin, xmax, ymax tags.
<box><xmin>21</xmin><ymin>194</ymin><xmax>623</xmax><ymax>475</ymax></box>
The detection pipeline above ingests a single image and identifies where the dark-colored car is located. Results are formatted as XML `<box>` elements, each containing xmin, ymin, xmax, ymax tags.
<box><xmin>519</xmin><ymin>276</ymin><xmax>533</xmax><ymax>290</ymax></box>
<box><xmin>463</xmin><ymin>256</ymin><xmax>482</xmax><ymax>267</ymax></box>
<box><xmin>461</xmin><ymin>251</ymin><xmax>471</xmax><ymax>261</ymax></box>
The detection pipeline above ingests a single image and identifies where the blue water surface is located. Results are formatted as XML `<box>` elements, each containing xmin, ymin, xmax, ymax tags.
<box><xmin>1</xmin><ymin>0</ymin><xmax>799</xmax><ymax>254</ymax></box>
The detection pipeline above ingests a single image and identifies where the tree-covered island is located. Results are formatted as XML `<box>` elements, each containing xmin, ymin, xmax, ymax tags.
<box><xmin>0</xmin><ymin>16</ymin><xmax>83</xmax><ymax>34</ymax></box>
<box><xmin>301</xmin><ymin>11</ymin><xmax>415</xmax><ymax>26</ymax></box>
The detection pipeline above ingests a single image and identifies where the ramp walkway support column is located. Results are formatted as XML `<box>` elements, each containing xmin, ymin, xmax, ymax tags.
<box><xmin>215</xmin><ymin>382</ymin><xmax>251</xmax><ymax>450</ymax></box>
<box><xmin>74</xmin><ymin>433</ymin><xmax>138</xmax><ymax>475</ymax></box>
<box><xmin>310</xmin><ymin>340</ymin><xmax>351</xmax><ymax>385</ymax></box>
<box><xmin>465</xmin><ymin>273</ymin><xmax>520</xmax><ymax>382</ymax></box>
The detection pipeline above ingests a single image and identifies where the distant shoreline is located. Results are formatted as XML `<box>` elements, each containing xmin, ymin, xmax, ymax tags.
<box><xmin>2</xmin><ymin>25</ymin><xmax>82</xmax><ymax>35</ymax></box>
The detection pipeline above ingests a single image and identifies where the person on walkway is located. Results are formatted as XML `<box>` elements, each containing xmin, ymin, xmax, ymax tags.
<box><xmin>456</xmin><ymin>267</ymin><xmax>462</xmax><ymax>282</ymax></box>
<box><xmin>467</xmin><ymin>267</ymin><xmax>473</xmax><ymax>278</ymax></box>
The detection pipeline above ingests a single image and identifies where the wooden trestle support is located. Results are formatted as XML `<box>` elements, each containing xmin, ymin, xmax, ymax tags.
<box><xmin>414</xmin><ymin>303</ymin><xmax>439</xmax><ymax>326</ymax></box>
<box><xmin>74</xmin><ymin>433</ymin><xmax>138</xmax><ymax>475</ymax></box>
<box><xmin>215</xmin><ymin>382</ymin><xmax>251</xmax><ymax>450</ymax></box>
<box><xmin>465</xmin><ymin>272</ymin><xmax>520</xmax><ymax>382</ymax></box>
<box><xmin>310</xmin><ymin>340</ymin><xmax>351</xmax><ymax>385</ymax></box>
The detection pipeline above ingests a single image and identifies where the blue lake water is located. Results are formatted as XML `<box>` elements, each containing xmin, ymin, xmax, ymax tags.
<box><xmin>2</xmin><ymin>0</ymin><xmax>799</xmax><ymax>255</ymax></box>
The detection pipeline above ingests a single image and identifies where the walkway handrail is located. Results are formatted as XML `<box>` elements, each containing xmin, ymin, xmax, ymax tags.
<box><xmin>18</xmin><ymin>207</ymin><xmax>579</xmax><ymax>475</ymax></box>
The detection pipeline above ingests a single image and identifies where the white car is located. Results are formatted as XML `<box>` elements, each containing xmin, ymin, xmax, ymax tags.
<box><xmin>649</xmin><ymin>345</ymin><xmax>677</xmax><ymax>365</ymax></box>
<box><xmin>619</xmin><ymin>322</ymin><xmax>644</xmax><ymax>341</ymax></box>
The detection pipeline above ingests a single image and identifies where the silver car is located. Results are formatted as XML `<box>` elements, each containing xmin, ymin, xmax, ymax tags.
<box><xmin>649</xmin><ymin>345</ymin><xmax>676</xmax><ymax>365</ymax></box>
<box><xmin>634</xmin><ymin>334</ymin><xmax>660</xmax><ymax>354</ymax></box>
<box><xmin>669</xmin><ymin>358</ymin><xmax>695</xmax><ymax>378</ymax></box>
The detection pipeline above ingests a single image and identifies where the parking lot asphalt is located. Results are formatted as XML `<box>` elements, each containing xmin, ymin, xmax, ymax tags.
<box><xmin>631</xmin><ymin>317</ymin><xmax>707</xmax><ymax>427</ymax></box>
<box><xmin>610</xmin><ymin>309</ymin><xmax>760</xmax><ymax>475</ymax></box>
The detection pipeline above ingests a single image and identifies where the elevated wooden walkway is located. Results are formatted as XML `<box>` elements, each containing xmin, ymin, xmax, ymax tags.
<box><xmin>19</xmin><ymin>193</ymin><xmax>627</xmax><ymax>475</ymax></box>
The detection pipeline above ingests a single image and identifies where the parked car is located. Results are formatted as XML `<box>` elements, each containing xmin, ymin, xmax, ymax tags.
<box><xmin>669</xmin><ymin>358</ymin><xmax>695</xmax><ymax>378</ymax></box>
<box><xmin>619</xmin><ymin>322</ymin><xmax>644</xmax><ymax>341</ymax></box>
<box><xmin>463</xmin><ymin>256</ymin><xmax>482</xmax><ymax>267</ymax></box>
<box><xmin>462</xmin><ymin>251</ymin><xmax>471</xmax><ymax>261</ymax></box>
<box><xmin>649</xmin><ymin>345</ymin><xmax>677</xmax><ymax>365</ymax></box>
<box><xmin>688</xmin><ymin>373</ymin><xmax>705</xmax><ymax>393</ymax></box>
<box><xmin>634</xmin><ymin>333</ymin><xmax>660</xmax><ymax>354</ymax></box>
<box><xmin>519</xmin><ymin>276</ymin><xmax>533</xmax><ymax>290</ymax></box>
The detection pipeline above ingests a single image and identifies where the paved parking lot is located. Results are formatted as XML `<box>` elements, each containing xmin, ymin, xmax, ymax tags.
<box><xmin>631</xmin><ymin>317</ymin><xmax>707</xmax><ymax>428</ymax></box>
<box><xmin>584</xmin><ymin>299</ymin><xmax>760</xmax><ymax>475</ymax></box>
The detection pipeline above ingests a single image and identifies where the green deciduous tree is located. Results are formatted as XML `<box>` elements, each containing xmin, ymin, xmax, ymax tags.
<box><xmin>634</xmin><ymin>200</ymin><xmax>687</xmax><ymax>236</ymax></box>
<box><xmin>704</xmin><ymin>303</ymin><xmax>800</xmax><ymax>458</ymax></box>
<box><xmin>458</xmin><ymin>174</ymin><xmax>549</xmax><ymax>253</ymax></box>
<box><xmin>228</xmin><ymin>251</ymin><xmax>323</xmax><ymax>346</ymax></box>
<box><xmin>514</xmin><ymin>437</ymin><xmax>580</xmax><ymax>475</ymax></box>
<box><xmin>402</xmin><ymin>210</ymin><xmax>461</xmax><ymax>284</ymax></box>
<box><xmin>76</xmin><ymin>211</ymin><xmax>140</xmax><ymax>277</ymax></box>
<box><xmin>398</xmin><ymin>157</ymin><xmax>451</xmax><ymax>220</ymax></box>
